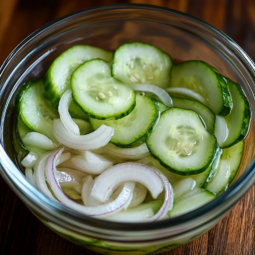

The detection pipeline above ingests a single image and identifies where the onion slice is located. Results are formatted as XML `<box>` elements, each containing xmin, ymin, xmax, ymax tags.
<box><xmin>56</xmin><ymin>152</ymin><xmax>71</xmax><ymax>166</ymax></box>
<box><xmin>147</xmin><ymin>171</ymin><xmax>174</xmax><ymax>221</ymax></box>
<box><xmin>91</xmin><ymin>163</ymin><xmax>163</xmax><ymax>203</ymax></box>
<box><xmin>23</xmin><ymin>132</ymin><xmax>57</xmax><ymax>150</ymax></box>
<box><xmin>104</xmin><ymin>143</ymin><xmax>150</xmax><ymax>160</ymax></box>
<box><xmin>71</xmin><ymin>151</ymin><xmax>113</xmax><ymax>174</ymax></box>
<box><xmin>129</xmin><ymin>183</ymin><xmax>147</xmax><ymax>208</ymax></box>
<box><xmin>166</xmin><ymin>87</ymin><xmax>207</xmax><ymax>105</ymax></box>
<box><xmin>53</xmin><ymin>119</ymin><xmax>114</xmax><ymax>150</ymax></box>
<box><xmin>58</xmin><ymin>89</ymin><xmax>80</xmax><ymax>135</ymax></box>
<box><xmin>214</xmin><ymin>115</ymin><xmax>229</xmax><ymax>146</ymax></box>
<box><xmin>46</xmin><ymin>148</ymin><xmax>135</xmax><ymax>217</ymax></box>
<box><xmin>82</xmin><ymin>175</ymin><xmax>102</xmax><ymax>206</ymax></box>
<box><xmin>133</xmin><ymin>84</ymin><xmax>173</xmax><ymax>107</ymax></box>
<box><xmin>172</xmin><ymin>177</ymin><xmax>196</xmax><ymax>199</ymax></box>
<box><xmin>34</xmin><ymin>153</ymin><xmax>57</xmax><ymax>200</ymax></box>
<box><xmin>25</xmin><ymin>168</ymin><xmax>36</xmax><ymax>186</ymax></box>
<box><xmin>21</xmin><ymin>152</ymin><xmax>38</xmax><ymax>168</ymax></box>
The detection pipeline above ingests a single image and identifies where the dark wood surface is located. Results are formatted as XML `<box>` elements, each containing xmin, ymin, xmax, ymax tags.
<box><xmin>1</xmin><ymin>0</ymin><xmax>255</xmax><ymax>254</ymax></box>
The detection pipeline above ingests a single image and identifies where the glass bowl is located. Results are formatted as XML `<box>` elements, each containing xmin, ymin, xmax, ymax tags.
<box><xmin>1</xmin><ymin>4</ymin><xmax>255</xmax><ymax>255</ymax></box>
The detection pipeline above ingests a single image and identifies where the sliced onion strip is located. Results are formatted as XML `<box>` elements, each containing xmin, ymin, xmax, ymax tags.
<box><xmin>46</xmin><ymin>148</ymin><xmax>135</xmax><ymax>217</ymax></box>
<box><xmin>25</xmin><ymin>168</ymin><xmax>36</xmax><ymax>186</ymax></box>
<box><xmin>214</xmin><ymin>115</ymin><xmax>229</xmax><ymax>146</ymax></box>
<box><xmin>129</xmin><ymin>183</ymin><xmax>147</xmax><ymax>208</ymax></box>
<box><xmin>53</xmin><ymin>119</ymin><xmax>113</xmax><ymax>150</ymax></box>
<box><xmin>147</xmin><ymin>171</ymin><xmax>174</xmax><ymax>221</ymax></box>
<box><xmin>34</xmin><ymin>153</ymin><xmax>57</xmax><ymax>200</ymax></box>
<box><xmin>91</xmin><ymin>163</ymin><xmax>163</xmax><ymax>203</ymax></box>
<box><xmin>56</xmin><ymin>152</ymin><xmax>71</xmax><ymax>166</ymax></box>
<box><xmin>133</xmin><ymin>84</ymin><xmax>173</xmax><ymax>107</ymax></box>
<box><xmin>166</xmin><ymin>87</ymin><xmax>207</xmax><ymax>105</ymax></box>
<box><xmin>82</xmin><ymin>175</ymin><xmax>102</xmax><ymax>206</ymax></box>
<box><xmin>58</xmin><ymin>89</ymin><xmax>80</xmax><ymax>135</ymax></box>
<box><xmin>172</xmin><ymin>177</ymin><xmax>196</xmax><ymax>199</ymax></box>
<box><xmin>71</xmin><ymin>151</ymin><xmax>113</xmax><ymax>174</ymax></box>
<box><xmin>23</xmin><ymin>132</ymin><xmax>57</xmax><ymax>150</ymax></box>
<box><xmin>21</xmin><ymin>152</ymin><xmax>38</xmax><ymax>168</ymax></box>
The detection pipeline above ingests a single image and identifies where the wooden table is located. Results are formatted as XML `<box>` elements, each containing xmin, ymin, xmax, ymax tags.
<box><xmin>0</xmin><ymin>0</ymin><xmax>255</xmax><ymax>254</ymax></box>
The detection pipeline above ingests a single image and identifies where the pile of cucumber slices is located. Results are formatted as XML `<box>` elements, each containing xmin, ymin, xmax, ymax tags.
<box><xmin>15</xmin><ymin>42</ymin><xmax>251</xmax><ymax>218</ymax></box>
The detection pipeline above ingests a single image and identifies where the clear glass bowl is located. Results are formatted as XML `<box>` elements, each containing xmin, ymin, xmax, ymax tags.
<box><xmin>1</xmin><ymin>4</ymin><xmax>255</xmax><ymax>254</ymax></box>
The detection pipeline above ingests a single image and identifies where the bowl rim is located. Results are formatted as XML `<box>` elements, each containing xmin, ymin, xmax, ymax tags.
<box><xmin>1</xmin><ymin>3</ymin><xmax>255</xmax><ymax>233</ymax></box>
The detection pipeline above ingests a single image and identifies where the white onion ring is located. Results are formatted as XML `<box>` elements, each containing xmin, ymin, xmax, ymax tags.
<box><xmin>172</xmin><ymin>177</ymin><xmax>196</xmax><ymax>199</ymax></box>
<box><xmin>21</xmin><ymin>152</ymin><xmax>38</xmax><ymax>168</ymax></box>
<box><xmin>82</xmin><ymin>175</ymin><xmax>102</xmax><ymax>206</ymax></box>
<box><xmin>23</xmin><ymin>132</ymin><xmax>57</xmax><ymax>150</ymax></box>
<box><xmin>133</xmin><ymin>84</ymin><xmax>173</xmax><ymax>107</ymax></box>
<box><xmin>128</xmin><ymin>183</ymin><xmax>147</xmax><ymax>208</ymax></box>
<box><xmin>58</xmin><ymin>89</ymin><xmax>80</xmax><ymax>135</ymax></box>
<box><xmin>166</xmin><ymin>87</ymin><xmax>207</xmax><ymax>105</ymax></box>
<box><xmin>214</xmin><ymin>115</ymin><xmax>229</xmax><ymax>146</ymax></box>
<box><xmin>46</xmin><ymin>148</ymin><xmax>135</xmax><ymax>217</ymax></box>
<box><xmin>53</xmin><ymin>119</ymin><xmax>114</xmax><ymax>150</ymax></box>
<box><xmin>56</xmin><ymin>152</ymin><xmax>71</xmax><ymax>166</ymax></box>
<box><xmin>34</xmin><ymin>153</ymin><xmax>57</xmax><ymax>200</ymax></box>
<box><xmin>71</xmin><ymin>151</ymin><xmax>113</xmax><ymax>174</ymax></box>
<box><xmin>57</xmin><ymin>166</ymin><xmax>88</xmax><ymax>179</ymax></box>
<box><xmin>91</xmin><ymin>163</ymin><xmax>163</xmax><ymax>203</ymax></box>
<box><xmin>104</xmin><ymin>143</ymin><xmax>150</xmax><ymax>160</ymax></box>
<box><xmin>25</xmin><ymin>168</ymin><xmax>36</xmax><ymax>186</ymax></box>
<box><xmin>147</xmin><ymin>171</ymin><xmax>174</xmax><ymax>221</ymax></box>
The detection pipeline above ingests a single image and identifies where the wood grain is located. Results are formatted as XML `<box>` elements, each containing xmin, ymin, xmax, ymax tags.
<box><xmin>1</xmin><ymin>0</ymin><xmax>255</xmax><ymax>254</ymax></box>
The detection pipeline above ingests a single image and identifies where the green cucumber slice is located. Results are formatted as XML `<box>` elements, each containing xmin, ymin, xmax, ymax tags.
<box><xmin>168</xmin><ymin>188</ymin><xmax>215</xmax><ymax>217</ymax></box>
<box><xmin>69</xmin><ymin>99</ymin><xmax>89</xmax><ymax>121</ymax></box>
<box><xmin>73</xmin><ymin>119</ymin><xmax>93</xmax><ymax>135</ymax></box>
<box><xmin>146</xmin><ymin>108</ymin><xmax>217</xmax><ymax>175</ymax></box>
<box><xmin>43</xmin><ymin>45</ymin><xmax>113</xmax><ymax>109</ymax></box>
<box><xmin>16</xmin><ymin>80</ymin><xmax>59</xmax><ymax>140</ymax></box>
<box><xmin>192</xmin><ymin>164</ymin><xmax>213</xmax><ymax>188</ymax></box>
<box><xmin>112</xmin><ymin>42</ymin><xmax>173</xmax><ymax>88</ymax></box>
<box><xmin>172</xmin><ymin>97</ymin><xmax>215</xmax><ymax>133</ymax></box>
<box><xmin>106</xmin><ymin>200</ymin><xmax>163</xmax><ymax>222</ymax></box>
<box><xmin>170</xmin><ymin>61</ymin><xmax>232</xmax><ymax>116</ymax></box>
<box><xmin>204</xmin><ymin>140</ymin><xmax>244</xmax><ymax>195</ymax></box>
<box><xmin>153</xmin><ymin>101</ymin><xmax>169</xmax><ymax>113</ymax></box>
<box><xmin>90</xmin><ymin>94</ymin><xmax>159</xmax><ymax>147</ymax></box>
<box><xmin>220</xmin><ymin>79</ymin><xmax>251</xmax><ymax>148</ymax></box>
<box><xmin>71</xmin><ymin>59</ymin><xmax>136</xmax><ymax>120</ymax></box>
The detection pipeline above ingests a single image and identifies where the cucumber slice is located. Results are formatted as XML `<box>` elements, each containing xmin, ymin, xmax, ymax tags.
<box><xmin>90</xmin><ymin>95</ymin><xmax>159</xmax><ymax>147</ymax></box>
<box><xmin>69</xmin><ymin>99</ymin><xmax>89</xmax><ymax>121</ymax></box>
<box><xmin>71</xmin><ymin>59</ymin><xmax>136</xmax><ymax>120</ymax></box>
<box><xmin>147</xmin><ymin>108</ymin><xmax>217</xmax><ymax>175</ymax></box>
<box><xmin>106</xmin><ymin>200</ymin><xmax>163</xmax><ymax>222</ymax></box>
<box><xmin>43</xmin><ymin>45</ymin><xmax>113</xmax><ymax>109</ymax></box>
<box><xmin>191</xmin><ymin>146</ymin><xmax>220</xmax><ymax>187</ymax></box>
<box><xmin>73</xmin><ymin>119</ymin><xmax>93</xmax><ymax>135</ymax></box>
<box><xmin>170</xmin><ymin>61</ymin><xmax>232</xmax><ymax>116</ymax></box>
<box><xmin>112</xmin><ymin>42</ymin><xmax>173</xmax><ymax>88</ymax></box>
<box><xmin>153</xmin><ymin>101</ymin><xmax>169</xmax><ymax>113</ymax></box>
<box><xmin>192</xmin><ymin>164</ymin><xmax>213</xmax><ymax>188</ymax></box>
<box><xmin>168</xmin><ymin>188</ymin><xmax>215</xmax><ymax>217</ymax></box>
<box><xmin>172</xmin><ymin>97</ymin><xmax>215</xmax><ymax>133</ymax></box>
<box><xmin>205</xmin><ymin>140</ymin><xmax>244</xmax><ymax>195</ymax></box>
<box><xmin>219</xmin><ymin>79</ymin><xmax>251</xmax><ymax>148</ymax></box>
<box><xmin>16</xmin><ymin>80</ymin><xmax>59</xmax><ymax>140</ymax></box>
